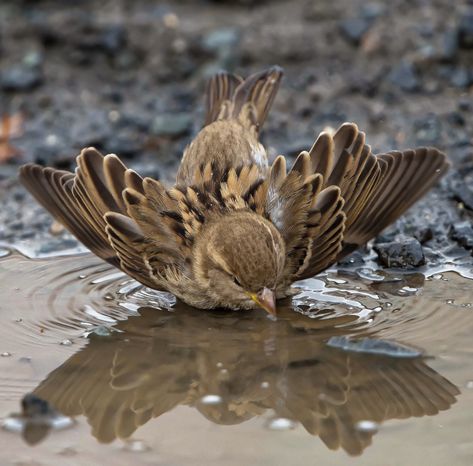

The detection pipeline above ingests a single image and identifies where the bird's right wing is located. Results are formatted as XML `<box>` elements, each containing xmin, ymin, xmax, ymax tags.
<box><xmin>19</xmin><ymin>148</ymin><xmax>187</xmax><ymax>289</ymax></box>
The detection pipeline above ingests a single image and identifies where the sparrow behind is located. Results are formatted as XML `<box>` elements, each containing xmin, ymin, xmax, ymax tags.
<box><xmin>19</xmin><ymin>67</ymin><xmax>449</xmax><ymax>315</ymax></box>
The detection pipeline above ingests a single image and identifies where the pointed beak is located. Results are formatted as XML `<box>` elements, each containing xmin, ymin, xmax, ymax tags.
<box><xmin>250</xmin><ymin>287</ymin><xmax>277</xmax><ymax>316</ymax></box>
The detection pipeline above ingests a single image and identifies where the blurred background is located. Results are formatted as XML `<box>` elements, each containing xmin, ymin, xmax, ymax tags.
<box><xmin>0</xmin><ymin>0</ymin><xmax>472</xmax><ymax>251</ymax></box>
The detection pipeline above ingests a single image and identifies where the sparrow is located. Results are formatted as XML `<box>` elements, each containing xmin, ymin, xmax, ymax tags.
<box><xmin>19</xmin><ymin>66</ymin><xmax>449</xmax><ymax>315</ymax></box>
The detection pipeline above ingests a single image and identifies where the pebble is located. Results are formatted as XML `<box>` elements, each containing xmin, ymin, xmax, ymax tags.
<box><xmin>388</xmin><ymin>61</ymin><xmax>421</xmax><ymax>92</ymax></box>
<box><xmin>1</xmin><ymin>66</ymin><xmax>43</xmax><ymax>91</ymax></box>
<box><xmin>339</xmin><ymin>17</ymin><xmax>373</xmax><ymax>45</ymax></box>
<box><xmin>458</xmin><ymin>9</ymin><xmax>473</xmax><ymax>49</ymax></box>
<box><xmin>450</xmin><ymin>222</ymin><xmax>473</xmax><ymax>249</ymax></box>
<box><xmin>413</xmin><ymin>114</ymin><xmax>441</xmax><ymax>145</ymax></box>
<box><xmin>374</xmin><ymin>237</ymin><xmax>425</xmax><ymax>268</ymax></box>
<box><xmin>151</xmin><ymin>113</ymin><xmax>192</xmax><ymax>138</ymax></box>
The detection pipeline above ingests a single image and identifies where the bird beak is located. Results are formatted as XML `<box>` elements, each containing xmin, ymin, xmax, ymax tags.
<box><xmin>250</xmin><ymin>287</ymin><xmax>277</xmax><ymax>316</ymax></box>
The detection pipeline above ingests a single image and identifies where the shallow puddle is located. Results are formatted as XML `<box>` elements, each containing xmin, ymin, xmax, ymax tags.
<box><xmin>0</xmin><ymin>248</ymin><xmax>473</xmax><ymax>465</ymax></box>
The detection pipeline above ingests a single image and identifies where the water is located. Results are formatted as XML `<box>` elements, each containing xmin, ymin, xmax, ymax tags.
<box><xmin>0</xmin><ymin>249</ymin><xmax>472</xmax><ymax>464</ymax></box>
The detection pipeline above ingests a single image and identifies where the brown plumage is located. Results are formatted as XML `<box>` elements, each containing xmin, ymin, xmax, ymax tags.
<box><xmin>19</xmin><ymin>66</ymin><xmax>449</xmax><ymax>315</ymax></box>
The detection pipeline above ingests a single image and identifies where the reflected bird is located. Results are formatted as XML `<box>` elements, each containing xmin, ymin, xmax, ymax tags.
<box><xmin>32</xmin><ymin>306</ymin><xmax>459</xmax><ymax>455</ymax></box>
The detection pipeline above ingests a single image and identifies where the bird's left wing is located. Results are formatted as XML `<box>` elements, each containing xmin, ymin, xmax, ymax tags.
<box><xmin>263</xmin><ymin>154</ymin><xmax>347</xmax><ymax>284</ymax></box>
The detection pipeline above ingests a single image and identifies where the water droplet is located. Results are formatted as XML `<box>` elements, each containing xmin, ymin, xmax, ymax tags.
<box><xmin>60</xmin><ymin>339</ymin><xmax>73</xmax><ymax>346</ymax></box>
<box><xmin>356</xmin><ymin>420</ymin><xmax>379</xmax><ymax>433</ymax></box>
<box><xmin>57</xmin><ymin>446</ymin><xmax>77</xmax><ymax>457</ymax></box>
<box><xmin>78</xmin><ymin>274</ymin><xmax>87</xmax><ymax>279</ymax></box>
<box><xmin>1</xmin><ymin>352</ymin><xmax>11</xmax><ymax>357</ymax></box>
<box><xmin>200</xmin><ymin>394</ymin><xmax>222</xmax><ymax>405</ymax></box>
<box><xmin>261</xmin><ymin>381</ymin><xmax>269</xmax><ymax>389</ymax></box>
<box><xmin>103</xmin><ymin>293</ymin><xmax>114</xmax><ymax>301</ymax></box>
<box><xmin>266</xmin><ymin>417</ymin><xmax>297</xmax><ymax>431</ymax></box>
<box><xmin>122</xmin><ymin>439</ymin><xmax>150</xmax><ymax>453</ymax></box>
<box><xmin>88</xmin><ymin>325</ymin><xmax>112</xmax><ymax>337</ymax></box>
<box><xmin>216</xmin><ymin>362</ymin><xmax>223</xmax><ymax>368</ymax></box>
<box><xmin>386</xmin><ymin>302</ymin><xmax>392</xmax><ymax>307</ymax></box>
<box><xmin>446</xmin><ymin>299</ymin><xmax>454</xmax><ymax>304</ymax></box>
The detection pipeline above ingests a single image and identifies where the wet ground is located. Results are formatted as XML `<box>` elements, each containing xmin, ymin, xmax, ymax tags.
<box><xmin>1</xmin><ymin>249</ymin><xmax>473</xmax><ymax>465</ymax></box>
<box><xmin>1</xmin><ymin>0</ymin><xmax>473</xmax><ymax>464</ymax></box>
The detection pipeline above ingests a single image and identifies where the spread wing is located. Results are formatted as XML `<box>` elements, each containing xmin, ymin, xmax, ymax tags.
<box><xmin>19</xmin><ymin>148</ymin><xmax>188</xmax><ymax>289</ymax></box>
<box><xmin>307</xmin><ymin>123</ymin><xmax>450</xmax><ymax>258</ymax></box>
<box><xmin>270</xmin><ymin>123</ymin><xmax>449</xmax><ymax>282</ymax></box>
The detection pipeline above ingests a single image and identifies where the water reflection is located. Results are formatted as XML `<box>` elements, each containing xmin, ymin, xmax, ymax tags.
<box><xmin>31</xmin><ymin>304</ymin><xmax>459</xmax><ymax>456</ymax></box>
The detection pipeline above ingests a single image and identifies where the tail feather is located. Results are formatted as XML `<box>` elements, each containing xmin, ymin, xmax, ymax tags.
<box><xmin>204</xmin><ymin>66</ymin><xmax>283</xmax><ymax>132</ymax></box>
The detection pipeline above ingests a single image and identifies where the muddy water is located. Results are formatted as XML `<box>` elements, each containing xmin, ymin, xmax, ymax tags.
<box><xmin>0</xmin><ymin>249</ymin><xmax>472</xmax><ymax>465</ymax></box>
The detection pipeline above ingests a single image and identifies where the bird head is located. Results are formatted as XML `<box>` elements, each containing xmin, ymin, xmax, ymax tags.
<box><xmin>193</xmin><ymin>211</ymin><xmax>286</xmax><ymax>315</ymax></box>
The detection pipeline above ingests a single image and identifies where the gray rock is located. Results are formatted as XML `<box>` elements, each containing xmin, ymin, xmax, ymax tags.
<box><xmin>450</xmin><ymin>67</ymin><xmax>472</xmax><ymax>88</ymax></box>
<box><xmin>151</xmin><ymin>113</ymin><xmax>192</xmax><ymax>138</ymax></box>
<box><xmin>453</xmin><ymin>180</ymin><xmax>473</xmax><ymax>210</ymax></box>
<box><xmin>440</xmin><ymin>29</ymin><xmax>459</xmax><ymax>62</ymax></box>
<box><xmin>1</xmin><ymin>66</ymin><xmax>43</xmax><ymax>91</ymax></box>
<box><xmin>339</xmin><ymin>17</ymin><xmax>373</xmax><ymax>45</ymax></box>
<box><xmin>374</xmin><ymin>237</ymin><xmax>425</xmax><ymax>268</ymax></box>
<box><xmin>458</xmin><ymin>9</ymin><xmax>473</xmax><ymax>49</ymax></box>
<box><xmin>451</xmin><ymin>221</ymin><xmax>473</xmax><ymax>249</ymax></box>
<box><xmin>202</xmin><ymin>28</ymin><xmax>240</xmax><ymax>52</ymax></box>
<box><xmin>388</xmin><ymin>61</ymin><xmax>421</xmax><ymax>92</ymax></box>
<box><xmin>413</xmin><ymin>114</ymin><xmax>441</xmax><ymax>145</ymax></box>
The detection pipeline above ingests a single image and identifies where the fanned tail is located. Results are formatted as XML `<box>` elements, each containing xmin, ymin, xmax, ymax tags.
<box><xmin>204</xmin><ymin>66</ymin><xmax>283</xmax><ymax>132</ymax></box>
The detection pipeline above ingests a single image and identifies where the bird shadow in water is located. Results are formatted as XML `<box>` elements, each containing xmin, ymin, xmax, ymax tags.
<box><xmin>28</xmin><ymin>302</ymin><xmax>459</xmax><ymax>456</ymax></box>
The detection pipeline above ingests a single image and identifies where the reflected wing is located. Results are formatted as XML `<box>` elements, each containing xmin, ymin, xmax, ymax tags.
<box><xmin>281</xmin><ymin>345</ymin><xmax>459</xmax><ymax>455</ymax></box>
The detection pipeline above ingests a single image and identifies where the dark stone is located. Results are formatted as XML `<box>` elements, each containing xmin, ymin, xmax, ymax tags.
<box><xmin>337</xmin><ymin>250</ymin><xmax>366</xmax><ymax>268</ymax></box>
<box><xmin>388</xmin><ymin>62</ymin><xmax>421</xmax><ymax>92</ymax></box>
<box><xmin>339</xmin><ymin>17</ymin><xmax>373</xmax><ymax>45</ymax></box>
<box><xmin>458</xmin><ymin>97</ymin><xmax>472</xmax><ymax>112</ymax></box>
<box><xmin>22</xmin><ymin>394</ymin><xmax>52</xmax><ymax>417</ymax></box>
<box><xmin>440</xmin><ymin>29</ymin><xmax>459</xmax><ymax>62</ymax></box>
<box><xmin>151</xmin><ymin>113</ymin><xmax>193</xmax><ymax>138</ymax></box>
<box><xmin>100</xmin><ymin>24</ymin><xmax>127</xmax><ymax>54</ymax></box>
<box><xmin>413</xmin><ymin>227</ymin><xmax>433</xmax><ymax>244</ymax></box>
<box><xmin>360</xmin><ymin>3</ymin><xmax>385</xmax><ymax>20</ymax></box>
<box><xmin>450</xmin><ymin>67</ymin><xmax>472</xmax><ymax>88</ymax></box>
<box><xmin>453</xmin><ymin>181</ymin><xmax>473</xmax><ymax>210</ymax></box>
<box><xmin>413</xmin><ymin>114</ymin><xmax>441</xmax><ymax>145</ymax></box>
<box><xmin>373</xmin><ymin>237</ymin><xmax>425</xmax><ymax>268</ymax></box>
<box><xmin>0</xmin><ymin>66</ymin><xmax>43</xmax><ymax>91</ymax></box>
<box><xmin>202</xmin><ymin>27</ymin><xmax>240</xmax><ymax>69</ymax></box>
<box><xmin>451</xmin><ymin>221</ymin><xmax>473</xmax><ymax>249</ymax></box>
<box><xmin>446</xmin><ymin>111</ymin><xmax>466</xmax><ymax>127</ymax></box>
<box><xmin>105</xmin><ymin>129</ymin><xmax>144</xmax><ymax>157</ymax></box>
<box><xmin>77</xmin><ymin>24</ymin><xmax>127</xmax><ymax>56</ymax></box>
<box><xmin>458</xmin><ymin>9</ymin><xmax>473</xmax><ymax>49</ymax></box>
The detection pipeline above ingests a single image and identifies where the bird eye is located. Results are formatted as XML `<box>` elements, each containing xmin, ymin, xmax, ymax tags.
<box><xmin>232</xmin><ymin>276</ymin><xmax>242</xmax><ymax>287</ymax></box>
